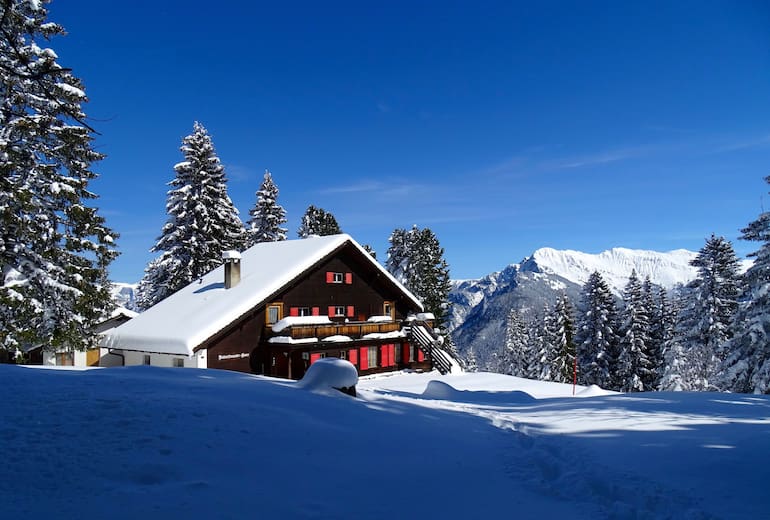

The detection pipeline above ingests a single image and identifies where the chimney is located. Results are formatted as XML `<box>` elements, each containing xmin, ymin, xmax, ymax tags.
<box><xmin>222</xmin><ymin>250</ymin><xmax>241</xmax><ymax>289</ymax></box>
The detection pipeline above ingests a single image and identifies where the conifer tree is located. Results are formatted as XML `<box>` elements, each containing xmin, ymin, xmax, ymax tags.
<box><xmin>464</xmin><ymin>346</ymin><xmax>479</xmax><ymax>373</ymax></box>
<box><xmin>722</xmin><ymin>177</ymin><xmax>770</xmax><ymax>393</ymax></box>
<box><xmin>617</xmin><ymin>270</ymin><xmax>654</xmax><ymax>392</ymax></box>
<box><xmin>549</xmin><ymin>293</ymin><xmax>577</xmax><ymax>383</ymax></box>
<box><xmin>0</xmin><ymin>0</ymin><xmax>117</xmax><ymax>353</ymax></box>
<box><xmin>297</xmin><ymin>205</ymin><xmax>341</xmax><ymax>237</ymax></box>
<box><xmin>246</xmin><ymin>169</ymin><xmax>287</xmax><ymax>247</ymax></box>
<box><xmin>502</xmin><ymin>308</ymin><xmax>530</xmax><ymax>376</ymax></box>
<box><xmin>137</xmin><ymin>122</ymin><xmax>245</xmax><ymax>309</ymax></box>
<box><xmin>641</xmin><ymin>277</ymin><xmax>664</xmax><ymax>389</ymax></box>
<box><xmin>528</xmin><ymin>306</ymin><xmax>554</xmax><ymax>381</ymax></box>
<box><xmin>678</xmin><ymin>235</ymin><xmax>741</xmax><ymax>391</ymax></box>
<box><xmin>576</xmin><ymin>271</ymin><xmax>618</xmax><ymax>388</ymax></box>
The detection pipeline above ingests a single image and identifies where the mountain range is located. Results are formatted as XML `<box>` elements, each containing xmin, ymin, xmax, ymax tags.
<box><xmin>448</xmin><ymin>247</ymin><xmax>702</xmax><ymax>369</ymax></box>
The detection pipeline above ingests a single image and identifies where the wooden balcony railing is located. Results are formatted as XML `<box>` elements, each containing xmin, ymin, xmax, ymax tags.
<box><xmin>267</xmin><ymin>320</ymin><xmax>401</xmax><ymax>341</ymax></box>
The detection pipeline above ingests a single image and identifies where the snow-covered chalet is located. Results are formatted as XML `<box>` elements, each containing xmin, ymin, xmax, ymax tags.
<box><xmin>101</xmin><ymin>234</ymin><xmax>457</xmax><ymax>379</ymax></box>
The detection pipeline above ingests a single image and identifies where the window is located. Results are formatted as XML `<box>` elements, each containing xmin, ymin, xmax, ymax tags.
<box><xmin>172</xmin><ymin>358</ymin><xmax>184</xmax><ymax>368</ymax></box>
<box><xmin>339</xmin><ymin>350</ymin><xmax>347</xmax><ymax>360</ymax></box>
<box><xmin>334</xmin><ymin>306</ymin><xmax>346</xmax><ymax>317</ymax></box>
<box><xmin>298</xmin><ymin>307</ymin><xmax>311</xmax><ymax>317</ymax></box>
<box><xmin>55</xmin><ymin>352</ymin><xmax>74</xmax><ymax>366</ymax></box>
<box><xmin>367</xmin><ymin>346</ymin><xmax>378</xmax><ymax>368</ymax></box>
<box><xmin>327</xmin><ymin>272</ymin><xmax>343</xmax><ymax>283</ymax></box>
<box><xmin>409</xmin><ymin>345</ymin><xmax>416</xmax><ymax>363</ymax></box>
<box><xmin>143</xmin><ymin>355</ymin><xmax>151</xmax><ymax>365</ymax></box>
<box><xmin>267</xmin><ymin>305</ymin><xmax>281</xmax><ymax>324</ymax></box>
<box><xmin>394</xmin><ymin>345</ymin><xmax>401</xmax><ymax>364</ymax></box>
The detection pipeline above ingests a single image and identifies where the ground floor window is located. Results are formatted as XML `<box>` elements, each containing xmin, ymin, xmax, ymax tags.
<box><xmin>394</xmin><ymin>344</ymin><xmax>402</xmax><ymax>364</ymax></box>
<box><xmin>143</xmin><ymin>354</ymin><xmax>151</xmax><ymax>365</ymax></box>
<box><xmin>339</xmin><ymin>350</ymin><xmax>347</xmax><ymax>360</ymax></box>
<box><xmin>55</xmin><ymin>352</ymin><xmax>73</xmax><ymax>366</ymax></box>
<box><xmin>172</xmin><ymin>358</ymin><xmax>184</xmax><ymax>367</ymax></box>
<box><xmin>367</xmin><ymin>346</ymin><xmax>378</xmax><ymax>368</ymax></box>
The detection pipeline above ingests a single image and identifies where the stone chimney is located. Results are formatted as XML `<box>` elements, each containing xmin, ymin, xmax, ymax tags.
<box><xmin>222</xmin><ymin>250</ymin><xmax>241</xmax><ymax>289</ymax></box>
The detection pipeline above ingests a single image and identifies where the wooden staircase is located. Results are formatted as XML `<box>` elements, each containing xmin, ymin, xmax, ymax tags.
<box><xmin>407</xmin><ymin>321</ymin><xmax>462</xmax><ymax>375</ymax></box>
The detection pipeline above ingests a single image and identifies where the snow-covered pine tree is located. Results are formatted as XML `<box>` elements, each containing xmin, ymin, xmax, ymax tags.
<box><xmin>502</xmin><ymin>308</ymin><xmax>530</xmax><ymax>376</ymax></box>
<box><xmin>386</xmin><ymin>225</ymin><xmax>456</xmax><ymax>363</ymax></box>
<box><xmin>246</xmin><ymin>169</ymin><xmax>287</xmax><ymax>247</ymax></box>
<box><xmin>297</xmin><ymin>205</ymin><xmax>341</xmax><ymax>237</ymax></box>
<box><xmin>575</xmin><ymin>271</ymin><xmax>618</xmax><ymax>389</ymax></box>
<box><xmin>677</xmin><ymin>235</ymin><xmax>742</xmax><ymax>391</ymax></box>
<box><xmin>385</xmin><ymin>227</ymin><xmax>410</xmax><ymax>285</ymax></box>
<box><xmin>362</xmin><ymin>244</ymin><xmax>376</xmax><ymax>259</ymax></box>
<box><xmin>528</xmin><ymin>305</ymin><xmax>554</xmax><ymax>381</ymax></box>
<box><xmin>136</xmin><ymin>122</ymin><xmax>245</xmax><ymax>309</ymax></box>
<box><xmin>549</xmin><ymin>293</ymin><xmax>577</xmax><ymax>384</ymax></box>
<box><xmin>0</xmin><ymin>0</ymin><xmax>117</xmax><ymax>353</ymax></box>
<box><xmin>659</xmin><ymin>288</ymin><xmax>690</xmax><ymax>391</ymax></box>
<box><xmin>641</xmin><ymin>277</ymin><xmax>664</xmax><ymax>389</ymax></box>
<box><xmin>617</xmin><ymin>270</ymin><xmax>654</xmax><ymax>392</ymax></box>
<box><xmin>656</xmin><ymin>284</ymin><xmax>686</xmax><ymax>390</ymax></box>
<box><xmin>722</xmin><ymin>177</ymin><xmax>770</xmax><ymax>393</ymax></box>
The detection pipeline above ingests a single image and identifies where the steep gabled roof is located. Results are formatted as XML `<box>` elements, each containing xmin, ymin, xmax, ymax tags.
<box><xmin>101</xmin><ymin>234</ymin><xmax>422</xmax><ymax>356</ymax></box>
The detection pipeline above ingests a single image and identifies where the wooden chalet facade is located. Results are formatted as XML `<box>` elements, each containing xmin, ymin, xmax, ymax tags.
<box><xmin>101</xmin><ymin>235</ymin><xmax>447</xmax><ymax>379</ymax></box>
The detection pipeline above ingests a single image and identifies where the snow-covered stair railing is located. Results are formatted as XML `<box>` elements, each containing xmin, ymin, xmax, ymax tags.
<box><xmin>407</xmin><ymin>321</ymin><xmax>463</xmax><ymax>375</ymax></box>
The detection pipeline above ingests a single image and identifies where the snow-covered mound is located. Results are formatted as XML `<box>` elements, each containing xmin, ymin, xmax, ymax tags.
<box><xmin>3</xmin><ymin>366</ymin><xmax>769</xmax><ymax>519</ymax></box>
<box><xmin>296</xmin><ymin>357</ymin><xmax>358</xmax><ymax>395</ymax></box>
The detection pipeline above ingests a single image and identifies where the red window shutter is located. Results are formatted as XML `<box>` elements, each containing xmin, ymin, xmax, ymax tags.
<box><xmin>310</xmin><ymin>353</ymin><xmax>321</xmax><ymax>364</ymax></box>
<box><xmin>418</xmin><ymin>348</ymin><xmax>425</xmax><ymax>362</ymax></box>
<box><xmin>345</xmin><ymin>273</ymin><xmax>353</xmax><ymax>285</ymax></box>
<box><xmin>289</xmin><ymin>307</ymin><xmax>299</xmax><ymax>317</ymax></box>
<box><xmin>388</xmin><ymin>344</ymin><xmax>395</xmax><ymax>367</ymax></box>
<box><xmin>326</xmin><ymin>272</ymin><xmax>334</xmax><ymax>283</ymax></box>
<box><xmin>402</xmin><ymin>344</ymin><xmax>410</xmax><ymax>363</ymax></box>
<box><xmin>349</xmin><ymin>349</ymin><xmax>358</xmax><ymax>366</ymax></box>
<box><xmin>312</xmin><ymin>307</ymin><xmax>320</xmax><ymax>316</ymax></box>
<box><xmin>328</xmin><ymin>306</ymin><xmax>336</xmax><ymax>317</ymax></box>
<box><xmin>359</xmin><ymin>347</ymin><xmax>368</xmax><ymax>370</ymax></box>
<box><xmin>380</xmin><ymin>345</ymin><xmax>387</xmax><ymax>367</ymax></box>
<box><xmin>346</xmin><ymin>306</ymin><xmax>355</xmax><ymax>318</ymax></box>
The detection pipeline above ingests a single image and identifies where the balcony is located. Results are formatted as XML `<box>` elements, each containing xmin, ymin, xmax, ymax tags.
<box><xmin>265</xmin><ymin>319</ymin><xmax>402</xmax><ymax>343</ymax></box>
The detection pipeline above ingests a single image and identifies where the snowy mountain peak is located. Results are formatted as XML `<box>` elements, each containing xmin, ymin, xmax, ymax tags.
<box><xmin>526</xmin><ymin>246</ymin><xmax>698</xmax><ymax>295</ymax></box>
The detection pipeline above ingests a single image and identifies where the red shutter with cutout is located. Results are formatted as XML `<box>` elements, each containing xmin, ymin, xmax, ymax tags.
<box><xmin>418</xmin><ymin>348</ymin><xmax>425</xmax><ymax>362</ymax></box>
<box><xmin>388</xmin><ymin>344</ymin><xmax>395</xmax><ymax>367</ymax></box>
<box><xmin>380</xmin><ymin>345</ymin><xmax>387</xmax><ymax>367</ymax></box>
<box><xmin>346</xmin><ymin>306</ymin><xmax>355</xmax><ymax>318</ymax></box>
<box><xmin>328</xmin><ymin>306</ymin><xmax>336</xmax><ymax>317</ymax></box>
<box><xmin>326</xmin><ymin>272</ymin><xmax>334</xmax><ymax>283</ymax></box>
<box><xmin>403</xmin><ymin>344</ymin><xmax>410</xmax><ymax>363</ymax></box>
<box><xmin>312</xmin><ymin>307</ymin><xmax>320</xmax><ymax>316</ymax></box>
<box><xmin>289</xmin><ymin>307</ymin><xmax>299</xmax><ymax>317</ymax></box>
<box><xmin>345</xmin><ymin>273</ymin><xmax>353</xmax><ymax>284</ymax></box>
<box><xmin>359</xmin><ymin>347</ymin><xmax>368</xmax><ymax>370</ymax></box>
<box><xmin>349</xmin><ymin>349</ymin><xmax>358</xmax><ymax>366</ymax></box>
<box><xmin>310</xmin><ymin>353</ymin><xmax>321</xmax><ymax>364</ymax></box>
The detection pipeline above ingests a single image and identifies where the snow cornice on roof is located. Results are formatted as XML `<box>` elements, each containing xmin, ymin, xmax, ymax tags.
<box><xmin>101</xmin><ymin>234</ymin><xmax>422</xmax><ymax>356</ymax></box>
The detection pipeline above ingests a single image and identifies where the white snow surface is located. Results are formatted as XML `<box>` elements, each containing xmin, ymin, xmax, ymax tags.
<box><xmin>531</xmin><ymin>246</ymin><xmax>698</xmax><ymax>295</ymax></box>
<box><xmin>272</xmin><ymin>315</ymin><xmax>332</xmax><ymax>332</ymax></box>
<box><xmin>101</xmin><ymin>234</ymin><xmax>421</xmax><ymax>355</ymax></box>
<box><xmin>3</xmin><ymin>365</ymin><xmax>768</xmax><ymax>519</ymax></box>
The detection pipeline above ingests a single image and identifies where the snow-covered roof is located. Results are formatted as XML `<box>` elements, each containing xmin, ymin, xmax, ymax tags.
<box><xmin>101</xmin><ymin>234</ymin><xmax>422</xmax><ymax>356</ymax></box>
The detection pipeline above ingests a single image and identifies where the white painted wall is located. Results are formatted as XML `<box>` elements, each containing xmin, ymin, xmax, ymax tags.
<box><xmin>42</xmin><ymin>350</ymin><xmax>87</xmax><ymax>367</ymax></box>
<box><xmin>120</xmin><ymin>349</ymin><xmax>201</xmax><ymax>368</ymax></box>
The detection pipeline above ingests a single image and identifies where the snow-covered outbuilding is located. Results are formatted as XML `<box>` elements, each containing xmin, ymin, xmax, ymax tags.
<box><xmin>101</xmin><ymin>234</ymin><xmax>453</xmax><ymax>379</ymax></box>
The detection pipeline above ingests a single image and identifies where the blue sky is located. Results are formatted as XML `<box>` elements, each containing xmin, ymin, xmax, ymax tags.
<box><xmin>46</xmin><ymin>1</ymin><xmax>770</xmax><ymax>282</ymax></box>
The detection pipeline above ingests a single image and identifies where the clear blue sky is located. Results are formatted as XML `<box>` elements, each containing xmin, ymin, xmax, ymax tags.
<box><xmin>46</xmin><ymin>0</ymin><xmax>770</xmax><ymax>282</ymax></box>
